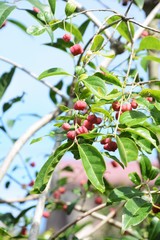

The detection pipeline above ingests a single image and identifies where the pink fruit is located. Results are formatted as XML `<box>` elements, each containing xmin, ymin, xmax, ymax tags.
<box><xmin>74</xmin><ymin>117</ymin><xmax>82</xmax><ymax>126</ymax></box>
<box><xmin>62</xmin><ymin>204</ymin><xmax>68</xmax><ymax>211</ymax></box>
<box><xmin>63</xmin><ymin>33</ymin><xmax>71</xmax><ymax>42</ymax></box>
<box><xmin>95</xmin><ymin>196</ymin><xmax>103</xmax><ymax>205</ymax></box>
<box><xmin>62</xmin><ymin>123</ymin><xmax>71</xmax><ymax>131</ymax></box>
<box><xmin>115</xmin><ymin>111</ymin><xmax>122</xmax><ymax>120</ymax></box>
<box><xmin>100</xmin><ymin>138</ymin><xmax>111</xmax><ymax>145</ymax></box>
<box><xmin>67</xmin><ymin>130</ymin><xmax>76</xmax><ymax>140</ymax></box>
<box><xmin>83</xmin><ymin>120</ymin><xmax>94</xmax><ymax>130</ymax></box>
<box><xmin>33</xmin><ymin>7</ymin><xmax>40</xmax><ymax>13</ymax></box>
<box><xmin>76</xmin><ymin>126</ymin><xmax>88</xmax><ymax>135</ymax></box>
<box><xmin>28</xmin><ymin>180</ymin><xmax>34</xmax><ymax>187</ymax></box>
<box><xmin>42</xmin><ymin>211</ymin><xmax>50</xmax><ymax>218</ymax></box>
<box><xmin>131</xmin><ymin>100</ymin><xmax>138</xmax><ymax>109</ymax></box>
<box><xmin>104</xmin><ymin>141</ymin><xmax>117</xmax><ymax>152</ymax></box>
<box><xmin>111</xmin><ymin>161</ymin><xmax>118</xmax><ymax>168</ymax></box>
<box><xmin>74</xmin><ymin>100</ymin><xmax>87</xmax><ymax>110</ymax></box>
<box><xmin>141</xmin><ymin>30</ymin><xmax>149</xmax><ymax>38</ymax></box>
<box><xmin>70</xmin><ymin>44</ymin><xmax>84</xmax><ymax>56</ymax></box>
<box><xmin>112</xmin><ymin>101</ymin><xmax>120</xmax><ymax>111</ymax></box>
<box><xmin>53</xmin><ymin>190</ymin><xmax>61</xmax><ymax>199</ymax></box>
<box><xmin>122</xmin><ymin>103</ymin><xmax>132</xmax><ymax>112</ymax></box>
<box><xmin>96</xmin><ymin>117</ymin><xmax>102</xmax><ymax>124</ymax></box>
<box><xmin>58</xmin><ymin>186</ymin><xmax>66</xmax><ymax>194</ymax></box>
<box><xmin>30</xmin><ymin>162</ymin><xmax>35</xmax><ymax>167</ymax></box>
<box><xmin>146</xmin><ymin>97</ymin><xmax>153</xmax><ymax>102</ymax></box>
<box><xmin>87</xmin><ymin>114</ymin><xmax>97</xmax><ymax>123</ymax></box>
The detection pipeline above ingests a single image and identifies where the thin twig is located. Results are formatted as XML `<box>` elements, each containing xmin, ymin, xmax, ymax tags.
<box><xmin>0</xmin><ymin>56</ymin><xmax>68</xmax><ymax>101</ymax></box>
<box><xmin>50</xmin><ymin>203</ymin><xmax>107</xmax><ymax>239</ymax></box>
<box><xmin>0</xmin><ymin>109</ymin><xmax>60</xmax><ymax>183</ymax></box>
<box><xmin>0</xmin><ymin>194</ymin><xmax>39</xmax><ymax>203</ymax></box>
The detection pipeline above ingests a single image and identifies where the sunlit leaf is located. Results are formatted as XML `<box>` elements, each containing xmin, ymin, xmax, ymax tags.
<box><xmin>38</xmin><ymin>68</ymin><xmax>71</xmax><ymax>80</ymax></box>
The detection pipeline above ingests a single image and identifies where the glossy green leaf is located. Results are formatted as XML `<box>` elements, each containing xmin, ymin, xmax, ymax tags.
<box><xmin>122</xmin><ymin>198</ymin><xmax>152</xmax><ymax>231</ymax></box>
<box><xmin>0</xmin><ymin>67</ymin><xmax>16</xmax><ymax>99</ymax></box>
<box><xmin>149</xmin><ymin>166</ymin><xmax>159</xmax><ymax>180</ymax></box>
<box><xmin>139</xmin><ymin>155</ymin><xmax>152</xmax><ymax>180</ymax></box>
<box><xmin>141</xmin><ymin>55</ymin><xmax>160</xmax><ymax>67</ymax></box>
<box><xmin>30</xmin><ymin>137</ymin><xmax>43</xmax><ymax>144</ymax></box>
<box><xmin>149</xmin><ymin>217</ymin><xmax>160</xmax><ymax>240</ymax></box>
<box><xmin>91</xmin><ymin>35</ymin><xmax>104</xmax><ymax>52</ymax></box>
<box><xmin>131</xmin><ymin>134</ymin><xmax>154</xmax><ymax>154</ymax></box>
<box><xmin>31</xmin><ymin>142</ymin><xmax>73</xmax><ymax>193</ymax></box>
<box><xmin>91</xmin><ymin>106</ymin><xmax>111</xmax><ymax>119</ymax></box>
<box><xmin>38</xmin><ymin>68</ymin><xmax>71</xmax><ymax>80</ymax></box>
<box><xmin>83</xmin><ymin>76</ymin><xmax>107</xmax><ymax>98</ymax></box>
<box><xmin>104</xmin><ymin>152</ymin><xmax>124</xmax><ymax>168</ymax></box>
<box><xmin>124</xmin><ymin>127</ymin><xmax>159</xmax><ymax>151</ymax></box>
<box><xmin>134</xmin><ymin>0</ymin><xmax>144</xmax><ymax>9</ymax></box>
<box><xmin>27</xmin><ymin>25</ymin><xmax>46</xmax><ymax>36</ymax></box>
<box><xmin>77</xmin><ymin>132</ymin><xmax>103</xmax><ymax>139</ymax></box>
<box><xmin>48</xmin><ymin>0</ymin><xmax>56</xmax><ymax>15</ymax></box>
<box><xmin>128</xmin><ymin>172</ymin><xmax>141</xmax><ymax>185</ymax></box>
<box><xmin>78</xmin><ymin>144</ymin><xmax>106</xmax><ymax>193</ymax></box>
<box><xmin>50</xmin><ymin>80</ymin><xmax>63</xmax><ymax>104</ymax></box>
<box><xmin>150</xmin><ymin>106</ymin><xmax>160</xmax><ymax>125</ymax></box>
<box><xmin>0</xmin><ymin>227</ymin><xmax>11</xmax><ymax>239</ymax></box>
<box><xmin>8</xmin><ymin>19</ymin><xmax>27</xmax><ymax>32</ymax></box>
<box><xmin>119</xmin><ymin>111</ymin><xmax>147</xmax><ymax>127</ymax></box>
<box><xmin>65</xmin><ymin>0</ymin><xmax>77</xmax><ymax>16</ymax></box>
<box><xmin>139</xmin><ymin>36</ymin><xmax>160</xmax><ymax>51</ymax></box>
<box><xmin>3</xmin><ymin>92</ymin><xmax>25</xmax><ymax>113</ymax></box>
<box><xmin>0</xmin><ymin>2</ymin><xmax>16</xmax><ymax>27</ymax></box>
<box><xmin>95</xmin><ymin>71</ymin><xmax>122</xmax><ymax>87</ymax></box>
<box><xmin>116</xmin><ymin>136</ymin><xmax>138</xmax><ymax>166</ymax></box>
<box><xmin>155</xmin><ymin>176</ymin><xmax>160</xmax><ymax>186</ymax></box>
<box><xmin>107</xmin><ymin>15</ymin><xmax>134</xmax><ymax>42</ymax></box>
<box><xmin>105</xmin><ymin>89</ymin><xmax>122</xmax><ymax>100</ymax></box>
<box><xmin>108</xmin><ymin>187</ymin><xmax>143</xmax><ymax>203</ymax></box>
<box><xmin>140</xmin><ymin>88</ymin><xmax>160</xmax><ymax>102</ymax></box>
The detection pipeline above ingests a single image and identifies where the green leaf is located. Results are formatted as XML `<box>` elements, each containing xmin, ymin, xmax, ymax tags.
<box><xmin>78</xmin><ymin>144</ymin><xmax>106</xmax><ymax>193</ymax></box>
<box><xmin>119</xmin><ymin>111</ymin><xmax>147</xmax><ymax>127</ymax></box>
<box><xmin>50</xmin><ymin>80</ymin><xmax>63</xmax><ymax>104</ymax></box>
<box><xmin>140</xmin><ymin>88</ymin><xmax>160</xmax><ymax>102</ymax></box>
<box><xmin>149</xmin><ymin>166</ymin><xmax>159</xmax><ymax>180</ymax></box>
<box><xmin>30</xmin><ymin>137</ymin><xmax>43</xmax><ymax>144</ymax></box>
<box><xmin>107</xmin><ymin>15</ymin><xmax>134</xmax><ymax>42</ymax></box>
<box><xmin>3</xmin><ymin>92</ymin><xmax>25</xmax><ymax>113</ymax></box>
<box><xmin>26</xmin><ymin>25</ymin><xmax>46</xmax><ymax>36</ymax></box>
<box><xmin>27</xmin><ymin>0</ymin><xmax>48</xmax><ymax>12</ymax></box>
<box><xmin>139</xmin><ymin>36</ymin><xmax>160</xmax><ymax>51</ymax></box>
<box><xmin>38</xmin><ymin>68</ymin><xmax>71</xmax><ymax>80</ymax></box>
<box><xmin>91</xmin><ymin>35</ymin><xmax>104</xmax><ymax>52</ymax></box>
<box><xmin>65</xmin><ymin>0</ymin><xmax>77</xmax><ymax>16</ymax></box>
<box><xmin>8</xmin><ymin>19</ymin><xmax>27</xmax><ymax>32</ymax></box>
<box><xmin>83</xmin><ymin>76</ymin><xmax>107</xmax><ymax>98</ymax></box>
<box><xmin>131</xmin><ymin>134</ymin><xmax>154</xmax><ymax>154</ymax></box>
<box><xmin>91</xmin><ymin>106</ymin><xmax>111</xmax><ymax>119</ymax></box>
<box><xmin>123</xmin><ymin>127</ymin><xmax>159</xmax><ymax>151</ymax></box>
<box><xmin>48</xmin><ymin>0</ymin><xmax>56</xmax><ymax>15</ymax></box>
<box><xmin>0</xmin><ymin>2</ymin><xmax>16</xmax><ymax>27</ymax></box>
<box><xmin>104</xmin><ymin>152</ymin><xmax>124</xmax><ymax>168</ymax></box>
<box><xmin>0</xmin><ymin>227</ymin><xmax>11</xmax><ymax>239</ymax></box>
<box><xmin>77</xmin><ymin>132</ymin><xmax>103</xmax><ymax>139</ymax></box>
<box><xmin>108</xmin><ymin>187</ymin><xmax>143</xmax><ymax>203</ymax></box>
<box><xmin>141</xmin><ymin>55</ymin><xmax>160</xmax><ymax>66</ymax></box>
<box><xmin>139</xmin><ymin>155</ymin><xmax>152</xmax><ymax>180</ymax></box>
<box><xmin>128</xmin><ymin>172</ymin><xmax>141</xmax><ymax>185</ymax></box>
<box><xmin>134</xmin><ymin>0</ymin><xmax>144</xmax><ymax>9</ymax></box>
<box><xmin>0</xmin><ymin>67</ymin><xmax>16</xmax><ymax>99</ymax></box>
<box><xmin>155</xmin><ymin>176</ymin><xmax>160</xmax><ymax>186</ymax></box>
<box><xmin>116</xmin><ymin>136</ymin><xmax>138</xmax><ymax>166</ymax></box>
<box><xmin>149</xmin><ymin>217</ymin><xmax>160</xmax><ymax>240</ymax></box>
<box><xmin>122</xmin><ymin>198</ymin><xmax>152</xmax><ymax>231</ymax></box>
<box><xmin>96</xmin><ymin>70</ymin><xmax>122</xmax><ymax>87</ymax></box>
<box><xmin>31</xmin><ymin>142</ymin><xmax>73</xmax><ymax>193</ymax></box>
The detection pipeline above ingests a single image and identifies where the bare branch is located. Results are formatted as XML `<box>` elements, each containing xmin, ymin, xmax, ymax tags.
<box><xmin>0</xmin><ymin>194</ymin><xmax>39</xmax><ymax>203</ymax></box>
<box><xmin>0</xmin><ymin>109</ymin><xmax>60</xmax><ymax>183</ymax></box>
<box><xmin>0</xmin><ymin>56</ymin><xmax>68</xmax><ymax>101</ymax></box>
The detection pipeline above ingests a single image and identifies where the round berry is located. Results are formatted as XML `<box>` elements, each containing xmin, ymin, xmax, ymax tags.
<box><xmin>131</xmin><ymin>99</ymin><xmax>138</xmax><ymax>109</ymax></box>
<box><xmin>70</xmin><ymin>44</ymin><xmax>84</xmax><ymax>56</ymax></box>
<box><xmin>146</xmin><ymin>97</ymin><xmax>153</xmax><ymax>102</ymax></box>
<box><xmin>83</xmin><ymin>120</ymin><xmax>94</xmax><ymax>130</ymax></box>
<box><xmin>42</xmin><ymin>211</ymin><xmax>50</xmax><ymax>218</ymax></box>
<box><xmin>62</xmin><ymin>123</ymin><xmax>71</xmax><ymax>131</ymax></box>
<box><xmin>62</xmin><ymin>204</ymin><xmax>68</xmax><ymax>211</ymax></box>
<box><xmin>67</xmin><ymin>130</ymin><xmax>76</xmax><ymax>140</ymax></box>
<box><xmin>122</xmin><ymin>103</ymin><xmax>132</xmax><ymax>112</ymax></box>
<box><xmin>76</xmin><ymin>126</ymin><xmax>88</xmax><ymax>135</ymax></box>
<box><xmin>100</xmin><ymin>138</ymin><xmax>111</xmax><ymax>145</ymax></box>
<box><xmin>112</xmin><ymin>101</ymin><xmax>120</xmax><ymax>111</ymax></box>
<box><xmin>21</xmin><ymin>226</ymin><xmax>27</xmax><ymax>235</ymax></box>
<box><xmin>58</xmin><ymin>186</ymin><xmax>66</xmax><ymax>194</ymax></box>
<box><xmin>30</xmin><ymin>162</ymin><xmax>35</xmax><ymax>167</ymax></box>
<box><xmin>104</xmin><ymin>141</ymin><xmax>117</xmax><ymax>152</ymax></box>
<box><xmin>62</xmin><ymin>33</ymin><xmax>71</xmax><ymax>42</ymax></box>
<box><xmin>152</xmin><ymin>204</ymin><xmax>160</xmax><ymax>214</ymax></box>
<box><xmin>87</xmin><ymin>114</ymin><xmax>97</xmax><ymax>123</ymax></box>
<box><xmin>53</xmin><ymin>190</ymin><xmax>61</xmax><ymax>199</ymax></box>
<box><xmin>74</xmin><ymin>100</ymin><xmax>87</xmax><ymax>111</ymax></box>
<box><xmin>28</xmin><ymin>180</ymin><xmax>34</xmax><ymax>187</ymax></box>
<box><xmin>95</xmin><ymin>196</ymin><xmax>103</xmax><ymax>205</ymax></box>
<box><xmin>141</xmin><ymin>30</ymin><xmax>149</xmax><ymax>38</ymax></box>
<box><xmin>74</xmin><ymin>117</ymin><xmax>82</xmax><ymax>126</ymax></box>
<box><xmin>96</xmin><ymin>117</ymin><xmax>102</xmax><ymax>124</ymax></box>
<box><xmin>33</xmin><ymin>7</ymin><xmax>40</xmax><ymax>13</ymax></box>
<box><xmin>115</xmin><ymin>111</ymin><xmax>122</xmax><ymax>120</ymax></box>
<box><xmin>111</xmin><ymin>161</ymin><xmax>118</xmax><ymax>168</ymax></box>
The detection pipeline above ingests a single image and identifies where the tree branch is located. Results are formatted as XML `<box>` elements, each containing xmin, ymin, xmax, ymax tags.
<box><xmin>0</xmin><ymin>109</ymin><xmax>60</xmax><ymax>183</ymax></box>
<box><xmin>0</xmin><ymin>55</ymin><xmax>68</xmax><ymax>101</ymax></box>
<box><xmin>0</xmin><ymin>194</ymin><xmax>39</xmax><ymax>203</ymax></box>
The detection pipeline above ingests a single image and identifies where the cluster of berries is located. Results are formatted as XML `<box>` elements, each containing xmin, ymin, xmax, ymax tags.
<box><xmin>101</xmin><ymin>138</ymin><xmax>117</xmax><ymax>152</ymax></box>
<box><xmin>62</xmin><ymin>33</ymin><xmax>83</xmax><ymax>56</ymax></box>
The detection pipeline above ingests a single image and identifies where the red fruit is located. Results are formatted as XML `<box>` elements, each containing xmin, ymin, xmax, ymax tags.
<box><xmin>100</xmin><ymin>138</ymin><xmax>111</xmax><ymax>145</ymax></box>
<box><xmin>74</xmin><ymin>117</ymin><xmax>82</xmax><ymax>126</ymax></box>
<box><xmin>28</xmin><ymin>180</ymin><xmax>34</xmax><ymax>187</ymax></box>
<box><xmin>141</xmin><ymin>30</ymin><xmax>149</xmax><ymax>38</ymax></box>
<box><xmin>53</xmin><ymin>190</ymin><xmax>61</xmax><ymax>199</ymax></box>
<box><xmin>67</xmin><ymin>130</ymin><xmax>76</xmax><ymax>140</ymax></box>
<box><xmin>74</xmin><ymin>100</ymin><xmax>87</xmax><ymax>111</ymax></box>
<box><xmin>122</xmin><ymin>0</ymin><xmax>129</xmax><ymax>6</ymax></box>
<box><xmin>62</xmin><ymin>204</ymin><xmax>68</xmax><ymax>211</ymax></box>
<box><xmin>30</xmin><ymin>162</ymin><xmax>35</xmax><ymax>167</ymax></box>
<box><xmin>83</xmin><ymin>120</ymin><xmax>94</xmax><ymax>130</ymax></box>
<box><xmin>104</xmin><ymin>141</ymin><xmax>117</xmax><ymax>152</ymax></box>
<box><xmin>80</xmin><ymin>179</ymin><xmax>87</xmax><ymax>186</ymax></box>
<box><xmin>87</xmin><ymin>114</ymin><xmax>97</xmax><ymax>123</ymax></box>
<box><xmin>112</xmin><ymin>101</ymin><xmax>120</xmax><ymax>111</ymax></box>
<box><xmin>62</xmin><ymin>123</ymin><xmax>71</xmax><ymax>131</ymax></box>
<box><xmin>21</xmin><ymin>226</ymin><xmax>27</xmax><ymax>235</ymax></box>
<box><xmin>42</xmin><ymin>211</ymin><xmax>50</xmax><ymax>218</ymax></box>
<box><xmin>122</xmin><ymin>103</ymin><xmax>132</xmax><ymax>112</ymax></box>
<box><xmin>76</xmin><ymin>126</ymin><xmax>88</xmax><ymax>135</ymax></box>
<box><xmin>146</xmin><ymin>97</ymin><xmax>153</xmax><ymax>102</ymax></box>
<box><xmin>131</xmin><ymin>100</ymin><xmax>138</xmax><ymax>109</ymax></box>
<box><xmin>115</xmin><ymin>111</ymin><xmax>122</xmax><ymax>120</ymax></box>
<box><xmin>70</xmin><ymin>44</ymin><xmax>84</xmax><ymax>56</ymax></box>
<box><xmin>95</xmin><ymin>196</ymin><xmax>103</xmax><ymax>205</ymax></box>
<box><xmin>152</xmin><ymin>204</ymin><xmax>160</xmax><ymax>214</ymax></box>
<box><xmin>96</xmin><ymin>117</ymin><xmax>102</xmax><ymax>124</ymax></box>
<box><xmin>58</xmin><ymin>186</ymin><xmax>66</xmax><ymax>194</ymax></box>
<box><xmin>111</xmin><ymin>161</ymin><xmax>118</xmax><ymax>168</ymax></box>
<box><xmin>62</xmin><ymin>33</ymin><xmax>71</xmax><ymax>42</ymax></box>
<box><xmin>0</xmin><ymin>21</ymin><xmax>7</xmax><ymax>29</ymax></box>
<box><xmin>33</xmin><ymin>7</ymin><xmax>40</xmax><ymax>13</ymax></box>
